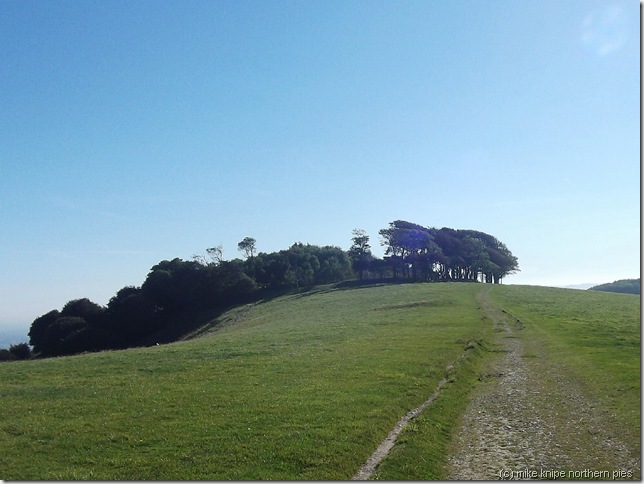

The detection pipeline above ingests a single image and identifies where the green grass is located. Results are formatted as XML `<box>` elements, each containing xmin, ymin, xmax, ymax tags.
<box><xmin>0</xmin><ymin>283</ymin><xmax>639</xmax><ymax>480</ymax></box>
<box><xmin>372</xmin><ymin>338</ymin><xmax>490</xmax><ymax>480</ymax></box>
<box><xmin>0</xmin><ymin>282</ymin><xmax>488</xmax><ymax>480</ymax></box>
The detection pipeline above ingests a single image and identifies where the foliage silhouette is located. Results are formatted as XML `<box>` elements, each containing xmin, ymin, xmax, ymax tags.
<box><xmin>28</xmin><ymin>220</ymin><xmax>518</xmax><ymax>357</ymax></box>
<box><xmin>589</xmin><ymin>279</ymin><xmax>639</xmax><ymax>295</ymax></box>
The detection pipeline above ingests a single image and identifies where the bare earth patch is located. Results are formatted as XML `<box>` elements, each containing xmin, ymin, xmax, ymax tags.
<box><xmin>447</xmin><ymin>293</ymin><xmax>640</xmax><ymax>480</ymax></box>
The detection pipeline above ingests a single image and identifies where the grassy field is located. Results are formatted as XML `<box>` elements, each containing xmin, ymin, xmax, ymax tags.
<box><xmin>0</xmin><ymin>283</ymin><xmax>639</xmax><ymax>480</ymax></box>
<box><xmin>0</xmin><ymin>282</ymin><xmax>490</xmax><ymax>480</ymax></box>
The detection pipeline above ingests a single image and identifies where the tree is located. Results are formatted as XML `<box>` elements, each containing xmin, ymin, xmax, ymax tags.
<box><xmin>379</xmin><ymin>221</ymin><xmax>519</xmax><ymax>283</ymax></box>
<box><xmin>237</xmin><ymin>237</ymin><xmax>257</xmax><ymax>260</ymax></box>
<box><xmin>142</xmin><ymin>268</ymin><xmax>175</xmax><ymax>311</ymax></box>
<box><xmin>61</xmin><ymin>298</ymin><xmax>105</xmax><ymax>326</ymax></box>
<box><xmin>349</xmin><ymin>229</ymin><xmax>373</xmax><ymax>280</ymax></box>
<box><xmin>206</xmin><ymin>245</ymin><xmax>224</xmax><ymax>265</ymax></box>
<box><xmin>39</xmin><ymin>316</ymin><xmax>88</xmax><ymax>357</ymax></box>
<box><xmin>0</xmin><ymin>349</ymin><xmax>16</xmax><ymax>362</ymax></box>
<box><xmin>379</xmin><ymin>224</ymin><xmax>405</xmax><ymax>278</ymax></box>
<box><xmin>106</xmin><ymin>286</ymin><xmax>160</xmax><ymax>347</ymax></box>
<box><xmin>29</xmin><ymin>309</ymin><xmax>60</xmax><ymax>354</ymax></box>
<box><xmin>191</xmin><ymin>253</ymin><xmax>210</xmax><ymax>266</ymax></box>
<box><xmin>250</xmin><ymin>243</ymin><xmax>352</xmax><ymax>290</ymax></box>
<box><xmin>28</xmin><ymin>297</ymin><xmax>112</xmax><ymax>357</ymax></box>
<box><xmin>589</xmin><ymin>279</ymin><xmax>640</xmax><ymax>294</ymax></box>
<box><xmin>9</xmin><ymin>343</ymin><xmax>32</xmax><ymax>360</ymax></box>
<box><xmin>379</xmin><ymin>221</ymin><xmax>436</xmax><ymax>279</ymax></box>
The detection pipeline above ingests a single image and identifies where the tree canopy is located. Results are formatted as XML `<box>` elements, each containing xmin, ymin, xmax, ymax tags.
<box><xmin>27</xmin><ymin>220</ymin><xmax>518</xmax><ymax>358</ymax></box>
<box><xmin>377</xmin><ymin>221</ymin><xmax>519</xmax><ymax>283</ymax></box>
<box><xmin>588</xmin><ymin>279</ymin><xmax>640</xmax><ymax>295</ymax></box>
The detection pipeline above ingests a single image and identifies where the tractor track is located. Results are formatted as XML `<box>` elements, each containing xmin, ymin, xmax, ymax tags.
<box><xmin>447</xmin><ymin>291</ymin><xmax>640</xmax><ymax>480</ymax></box>
<box><xmin>352</xmin><ymin>337</ymin><xmax>476</xmax><ymax>480</ymax></box>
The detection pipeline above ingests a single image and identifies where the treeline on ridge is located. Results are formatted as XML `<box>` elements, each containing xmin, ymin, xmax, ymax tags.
<box><xmin>588</xmin><ymin>278</ymin><xmax>640</xmax><ymax>295</ymax></box>
<box><xmin>24</xmin><ymin>220</ymin><xmax>519</xmax><ymax>359</ymax></box>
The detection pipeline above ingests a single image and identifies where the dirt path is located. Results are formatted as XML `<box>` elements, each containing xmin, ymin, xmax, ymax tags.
<box><xmin>352</xmin><ymin>376</ymin><xmax>449</xmax><ymax>480</ymax></box>
<box><xmin>447</xmin><ymin>290</ymin><xmax>640</xmax><ymax>480</ymax></box>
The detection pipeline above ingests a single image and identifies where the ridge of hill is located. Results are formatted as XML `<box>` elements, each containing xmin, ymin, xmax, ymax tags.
<box><xmin>0</xmin><ymin>283</ymin><xmax>639</xmax><ymax>480</ymax></box>
<box><xmin>588</xmin><ymin>278</ymin><xmax>640</xmax><ymax>295</ymax></box>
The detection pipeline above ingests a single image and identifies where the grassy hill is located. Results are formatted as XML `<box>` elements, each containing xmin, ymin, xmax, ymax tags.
<box><xmin>0</xmin><ymin>283</ymin><xmax>639</xmax><ymax>480</ymax></box>
<box><xmin>589</xmin><ymin>278</ymin><xmax>640</xmax><ymax>295</ymax></box>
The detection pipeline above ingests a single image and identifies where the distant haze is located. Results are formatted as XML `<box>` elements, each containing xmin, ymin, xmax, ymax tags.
<box><xmin>0</xmin><ymin>326</ymin><xmax>30</xmax><ymax>348</ymax></box>
<box><xmin>557</xmin><ymin>283</ymin><xmax>598</xmax><ymax>290</ymax></box>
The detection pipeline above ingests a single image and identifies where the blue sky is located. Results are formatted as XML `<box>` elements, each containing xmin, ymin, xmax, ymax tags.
<box><xmin>1</xmin><ymin>0</ymin><xmax>639</xmax><ymax>338</ymax></box>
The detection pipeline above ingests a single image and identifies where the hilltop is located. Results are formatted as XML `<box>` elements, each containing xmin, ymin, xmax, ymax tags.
<box><xmin>22</xmin><ymin>221</ymin><xmax>519</xmax><ymax>359</ymax></box>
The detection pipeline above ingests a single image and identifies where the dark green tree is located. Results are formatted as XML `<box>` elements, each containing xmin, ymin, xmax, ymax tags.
<box><xmin>9</xmin><ymin>343</ymin><xmax>32</xmax><ymax>360</ymax></box>
<box><xmin>106</xmin><ymin>286</ymin><xmax>160</xmax><ymax>347</ymax></box>
<box><xmin>0</xmin><ymin>349</ymin><xmax>15</xmax><ymax>362</ymax></box>
<box><xmin>61</xmin><ymin>298</ymin><xmax>105</xmax><ymax>326</ymax></box>
<box><xmin>237</xmin><ymin>237</ymin><xmax>257</xmax><ymax>260</ymax></box>
<box><xmin>349</xmin><ymin>229</ymin><xmax>373</xmax><ymax>280</ymax></box>
<box><xmin>379</xmin><ymin>224</ymin><xmax>406</xmax><ymax>278</ymax></box>
<box><xmin>380</xmin><ymin>221</ymin><xmax>519</xmax><ymax>283</ymax></box>
<box><xmin>589</xmin><ymin>279</ymin><xmax>640</xmax><ymax>294</ymax></box>
<box><xmin>29</xmin><ymin>309</ymin><xmax>60</xmax><ymax>354</ymax></box>
<box><xmin>39</xmin><ymin>316</ymin><xmax>88</xmax><ymax>357</ymax></box>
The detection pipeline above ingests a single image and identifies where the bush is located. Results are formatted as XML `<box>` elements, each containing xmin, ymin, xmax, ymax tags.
<box><xmin>9</xmin><ymin>343</ymin><xmax>32</xmax><ymax>360</ymax></box>
<box><xmin>40</xmin><ymin>316</ymin><xmax>88</xmax><ymax>356</ymax></box>
<box><xmin>0</xmin><ymin>349</ymin><xmax>16</xmax><ymax>362</ymax></box>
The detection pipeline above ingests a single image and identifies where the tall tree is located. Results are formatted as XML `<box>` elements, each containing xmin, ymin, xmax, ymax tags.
<box><xmin>379</xmin><ymin>223</ymin><xmax>406</xmax><ymax>278</ymax></box>
<box><xmin>237</xmin><ymin>237</ymin><xmax>257</xmax><ymax>260</ymax></box>
<box><xmin>206</xmin><ymin>245</ymin><xmax>224</xmax><ymax>265</ymax></box>
<box><xmin>349</xmin><ymin>229</ymin><xmax>373</xmax><ymax>280</ymax></box>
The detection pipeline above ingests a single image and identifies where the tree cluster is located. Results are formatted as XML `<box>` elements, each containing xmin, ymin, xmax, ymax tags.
<box><xmin>28</xmin><ymin>259</ymin><xmax>256</xmax><ymax>357</ymax></box>
<box><xmin>589</xmin><ymin>278</ymin><xmax>640</xmax><ymax>295</ymax></box>
<box><xmin>28</xmin><ymin>242</ymin><xmax>353</xmax><ymax>357</ymax></box>
<box><xmin>353</xmin><ymin>220</ymin><xmax>519</xmax><ymax>283</ymax></box>
<box><xmin>0</xmin><ymin>343</ymin><xmax>32</xmax><ymax>362</ymax></box>
<box><xmin>26</xmin><ymin>221</ymin><xmax>518</xmax><ymax>358</ymax></box>
<box><xmin>248</xmin><ymin>243</ymin><xmax>353</xmax><ymax>291</ymax></box>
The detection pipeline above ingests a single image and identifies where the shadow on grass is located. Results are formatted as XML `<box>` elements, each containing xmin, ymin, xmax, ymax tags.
<box><xmin>176</xmin><ymin>278</ymin><xmax>478</xmax><ymax>342</ymax></box>
<box><xmin>177</xmin><ymin>280</ymin><xmax>396</xmax><ymax>341</ymax></box>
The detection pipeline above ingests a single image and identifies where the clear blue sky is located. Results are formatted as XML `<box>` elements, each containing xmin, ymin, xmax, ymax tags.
<box><xmin>1</xmin><ymin>0</ymin><xmax>640</xmax><ymax>338</ymax></box>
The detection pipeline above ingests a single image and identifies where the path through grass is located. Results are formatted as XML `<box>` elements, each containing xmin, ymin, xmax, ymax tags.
<box><xmin>374</xmin><ymin>285</ymin><xmax>640</xmax><ymax>480</ymax></box>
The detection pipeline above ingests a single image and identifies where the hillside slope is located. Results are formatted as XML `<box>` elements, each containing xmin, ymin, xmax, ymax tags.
<box><xmin>589</xmin><ymin>278</ymin><xmax>640</xmax><ymax>295</ymax></box>
<box><xmin>0</xmin><ymin>283</ymin><xmax>639</xmax><ymax>480</ymax></box>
